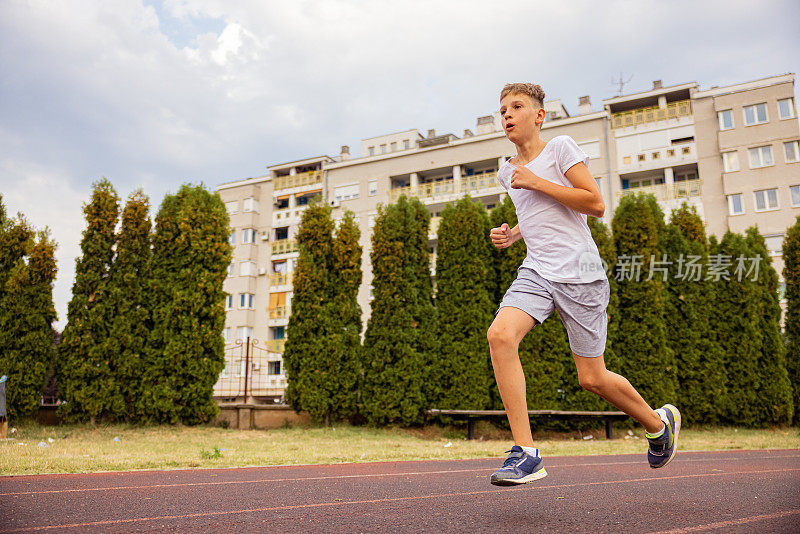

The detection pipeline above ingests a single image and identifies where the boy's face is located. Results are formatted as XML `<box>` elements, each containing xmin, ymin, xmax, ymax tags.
<box><xmin>500</xmin><ymin>92</ymin><xmax>544</xmax><ymax>143</ymax></box>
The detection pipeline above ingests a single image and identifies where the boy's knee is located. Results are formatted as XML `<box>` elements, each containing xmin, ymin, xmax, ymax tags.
<box><xmin>578</xmin><ymin>372</ymin><xmax>606</xmax><ymax>393</ymax></box>
<box><xmin>487</xmin><ymin>323</ymin><xmax>514</xmax><ymax>348</ymax></box>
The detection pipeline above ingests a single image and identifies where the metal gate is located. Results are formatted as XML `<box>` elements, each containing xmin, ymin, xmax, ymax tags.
<box><xmin>213</xmin><ymin>338</ymin><xmax>286</xmax><ymax>403</ymax></box>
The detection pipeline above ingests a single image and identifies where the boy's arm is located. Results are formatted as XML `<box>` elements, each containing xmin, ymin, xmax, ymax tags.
<box><xmin>509</xmin><ymin>162</ymin><xmax>605</xmax><ymax>218</ymax></box>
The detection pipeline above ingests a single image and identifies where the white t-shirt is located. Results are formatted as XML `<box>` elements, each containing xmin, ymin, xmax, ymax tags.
<box><xmin>497</xmin><ymin>135</ymin><xmax>606</xmax><ymax>284</ymax></box>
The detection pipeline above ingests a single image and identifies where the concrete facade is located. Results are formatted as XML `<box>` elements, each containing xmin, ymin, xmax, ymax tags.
<box><xmin>215</xmin><ymin>73</ymin><xmax>799</xmax><ymax>401</ymax></box>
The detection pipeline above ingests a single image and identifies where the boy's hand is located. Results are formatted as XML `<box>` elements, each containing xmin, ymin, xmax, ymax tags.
<box><xmin>490</xmin><ymin>223</ymin><xmax>514</xmax><ymax>249</ymax></box>
<box><xmin>510</xmin><ymin>166</ymin><xmax>543</xmax><ymax>190</ymax></box>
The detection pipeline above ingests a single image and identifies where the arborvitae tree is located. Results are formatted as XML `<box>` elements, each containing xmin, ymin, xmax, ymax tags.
<box><xmin>663</xmin><ymin>204</ymin><xmax>726</xmax><ymax>424</ymax></box>
<box><xmin>106</xmin><ymin>190</ymin><xmax>152</xmax><ymax>421</ymax></box>
<box><xmin>362</xmin><ymin>196</ymin><xmax>436</xmax><ymax>425</ymax></box>
<box><xmin>711</xmin><ymin>231</ymin><xmax>762</xmax><ymax>425</ymax></box>
<box><xmin>57</xmin><ymin>179</ymin><xmax>120</xmax><ymax>423</ymax></box>
<box><xmin>611</xmin><ymin>193</ymin><xmax>676</xmax><ymax>409</ymax></box>
<box><xmin>0</xmin><ymin>198</ymin><xmax>58</xmax><ymax>418</ymax></box>
<box><xmin>784</xmin><ymin>216</ymin><xmax>800</xmax><ymax>424</ymax></box>
<box><xmin>745</xmin><ymin>227</ymin><xmax>793</xmax><ymax>425</ymax></box>
<box><xmin>284</xmin><ymin>203</ymin><xmax>362</xmax><ymax>424</ymax></box>
<box><xmin>432</xmin><ymin>196</ymin><xmax>494</xmax><ymax>410</ymax></box>
<box><xmin>139</xmin><ymin>184</ymin><xmax>231</xmax><ymax>424</ymax></box>
<box><xmin>326</xmin><ymin>211</ymin><xmax>363</xmax><ymax>422</ymax></box>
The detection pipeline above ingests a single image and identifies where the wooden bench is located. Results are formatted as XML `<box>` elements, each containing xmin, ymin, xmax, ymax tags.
<box><xmin>426</xmin><ymin>409</ymin><xmax>629</xmax><ymax>440</ymax></box>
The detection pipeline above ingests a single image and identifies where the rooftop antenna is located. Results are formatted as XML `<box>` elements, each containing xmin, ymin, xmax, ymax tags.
<box><xmin>611</xmin><ymin>72</ymin><xmax>633</xmax><ymax>96</ymax></box>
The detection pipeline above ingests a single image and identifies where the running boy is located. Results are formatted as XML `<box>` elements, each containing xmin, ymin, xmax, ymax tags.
<box><xmin>487</xmin><ymin>83</ymin><xmax>680</xmax><ymax>486</ymax></box>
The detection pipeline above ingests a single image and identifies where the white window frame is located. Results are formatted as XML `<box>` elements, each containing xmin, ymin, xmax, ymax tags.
<box><xmin>727</xmin><ymin>193</ymin><xmax>744</xmax><ymax>216</ymax></box>
<box><xmin>403</xmin><ymin>139</ymin><xmax>410</xmax><ymax>150</ymax></box>
<box><xmin>242</xmin><ymin>228</ymin><xmax>256</xmax><ymax>244</ymax></box>
<box><xmin>229</xmin><ymin>230</ymin><xmax>236</xmax><ymax>245</ymax></box>
<box><xmin>722</xmin><ymin>151</ymin><xmax>739</xmax><ymax>172</ymax></box>
<box><xmin>778</xmin><ymin>98</ymin><xmax>795</xmax><ymax>120</ymax></box>
<box><xmin>754</xmin><ymin>188</ymin><xmax>779</xmax><ymax>212</ymax></box>
<box><xmin>789</xmin><ymin>185</ymin><xmax>800</xmax><ymax>207</ymax></box>
<box><xmin>334</xmin><ymin>183</ymin><xmax>360</xmax><ymax>202</ymax></box>
<box><xmin>748</xmin><ymin>145</ymin><xmax>774</xmax><ymax>168</ymax></box>
<box><xmin>237</xmin><ymin>326</ymin><xmax>252</xmax><ymax>342</ymax></box>
<box><xmin>743</xmin><ymin>103</ymin><xmax>768</xmax><ymax>126</ymax></box>
<box><xmin>718</xmin><ymin>109</ymin><xmax>734</xmax><ymax>130</ymax></box>
<box><xmin>267</xmin><ymin>360</ymin><xmax>281</xmax><ymax>375</ymax></box>
<box><xmin>240</xmin><ymin>261</ymin><xmax>256</xmax><ymax>277</ymax></box>
<box><xmin>763</xmin><ymin>234</ymin><xmax>784</xmax><ymax>257</ymax></box>
<box><xmin>227</xmin><ymin>261</ymin><xmax>235</xmax><ymax>277</ymax></box>
<box><xmin>225</xmin><ymin>201</ymin><xmax>238</xmax><ymax>215</ymax></box>
<box><xmin>368</xmin><ymin>146</ymin><xmax>375</xmax><ymax>156</ymax></box>
<box><xmin>225</xmin><ymin>294</ymin><xmax>233</xmax><ymax>310</ymax></box>
<box><xmin>243</xmin><ymin>197</ymin><xmax>259</xmax><ymax>213</ymax></box>
<box><xmin>239</xmin><ymin>293</ymin><xmax>255</xmax><ymax>310</ymax></box>
<box><xmin>578</xmin><ymin>140</ymin><xmax>601</xmax><ymax>159</ymax></box>
<box><xmin>784</xmin><ymin>141</ymin><xmax>799</xmax><ymax>163</ymax></box>
<box><xmin>380</xmin><ymin>144</ymin><xmax>387</xmax><ymax>154</ymax></box>
<box><xmin>368</xmin><ymin>180</ymin><xmax>378</xmax><ymax>196</ymax></box>
<box><xmin>222</xmin><ymin>328</ymin><xmax>230</xmax><ymax>343</ymax></box>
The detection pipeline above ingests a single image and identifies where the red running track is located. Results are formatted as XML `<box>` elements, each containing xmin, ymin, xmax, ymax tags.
<box><xmin>1</xmin><ymin>449</ymin><xmax>799</xmax><ymax>533</ymax></box>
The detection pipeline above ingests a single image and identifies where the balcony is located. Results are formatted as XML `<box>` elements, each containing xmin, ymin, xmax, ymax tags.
<box><xmin>273</xmin><ymin>170</ymin><xmax>323</xmax><ymax>191</ymax></box>
<box><xmin>265</xmin><ymin>339</ymin><xmax>285</xmax><ymax>353</ymax></box>
<box><xmin>611</xmin><ymin>100</ymin><xmax>692</xmax><ymax>129</ymax></box>
<box><xmin>271</xmin><ymin>239</ymin><xmax>299</xmax><ymax>255</ymax></box>
<box><xmin>388</xmin><ymin>171</ymin><xmax>501</xmax><ymax>203</ymax></box>
<box><xmin>269</xmin><ymin>272</ymin><xmax>292</xmax><ymax>288</ymax></box>
<box><xmin>618</xmin><ymin>142</ymin><xmax>696</xmax><ymax>174</ymax></box>
<box><xmin>268</xmin><ymin>306</ymin><xmax>288</xmax><ymax>320</ymax></box>
<box><xmin>273</xmin><ymin>205</ymin><xmax>308</xmax><ymax>227</ymax></box>
<box><xmin>618</xmin><ymin>178</ymin><xmax>702</xmax><ymax>202</ymax></box>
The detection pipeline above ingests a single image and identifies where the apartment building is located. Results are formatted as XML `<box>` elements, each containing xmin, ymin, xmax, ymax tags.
<box><xmin>216</xmin><ymin>73</ymin><xmax>799</xmax><ymax>401</ymax></box>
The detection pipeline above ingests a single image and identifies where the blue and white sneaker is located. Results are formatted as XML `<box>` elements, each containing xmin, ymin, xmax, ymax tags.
<box><xmin>489</xmin><ymin>446</ymin><xmax>547</xmax><ymax>486</ymax></box>
<box><xmin>646</xmin><ymin>404</ymin><xmax>681</xmax><ymax>469</ymax></box>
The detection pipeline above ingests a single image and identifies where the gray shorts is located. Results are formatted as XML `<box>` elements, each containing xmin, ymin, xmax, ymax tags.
<box><xmin>497</xmin><ymin>267</ymin><xmax>610</xmax><ymax>358</ymax></box>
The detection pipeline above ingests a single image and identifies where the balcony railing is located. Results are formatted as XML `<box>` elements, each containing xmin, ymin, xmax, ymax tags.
<box><xmin>268</xmin><ymin>306</ymin><xmax>288</xmax><ymax>320</ymax></box>
<box><xmin>611</xmin><ymin>100</ymin><xmax>692</xmax><ymax>129</ymax></box>
<box><xmin>273</xmin><ymin>171</ymin><xmax>323</xmax><ymax>191</ymax></box>
<box><xmin>265</xmin><ymin>339</ymin><xmax>285</xmax><ymax>353</ymax></box>
<box><xmin>271</xmin><ymin>239</ymin><xmax>299</xmax><ymax>255</ymax></box>
<box><xmin>618</xmin><ymin>179</ymin><xmax>702</xmax><ymax>201</ymax></box>
<box><xmin>388</xmin><ymin>171</ymin><xmax>499</xmax><ymax>203</ymax></box>
<box><xmin>269</xmin><ymin>273</ymin><xmax>292</xmax><ymax>287</ymax></box>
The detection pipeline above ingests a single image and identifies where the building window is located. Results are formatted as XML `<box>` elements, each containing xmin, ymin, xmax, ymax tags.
<box><xmin>743</xmin><ymin>103</ymin><xmax>768</xmax><ymax>126</ymax></box>
<box><xmin>784</xmin><ymin>141</ymin><xmax>799</xmax><ymax>163</ymax></box>
<box><xmin>237</xmin><ymin>326</ymin><xmax>252</xmax><ymax>341</ymax></box>
<box><xmin>404</xmin><ymin>139</ymin><xmax>410</xmax><ymax>150</ymax></box>
<box><xmin>390</xmin><ymin>142</ymin><xmax>397</xmax><ymax>152</ymax></box>
<box><xmin>225</xmin><ymin>294</ymin><xmax>233</xmax><ymax>310</ymax></box>
<box><xmin>267</xmin><ymin>361</ymin><xmax>281</xmax><ymax>375</ymax></box>
<box><xmin>222</xmin><ymin>328</ymin><xmax>230</xmax><ymax>343</ymax></box>
<box><xmin>227</xmin><ymin>261</ymin><xmax>235</xmax><ymax>277</ymax></box>
<box><xmin>240</xmin><ymin>261</ymin><xmax>256</xmax><ymax>277</ymax></box>
<box><xmin>368</xmin><ymin>146</ymin><xmax>375</xmax><ymax>156</ymax></box>
<box><xmin>380</xmin><ymin>144</ymin><xmax>387</xmax><ymax>154</ymax></box>
<box><xmin>637</xmin><ymin>154</ymin><xmax>645</xmax><ymax>162</ymax></box>
<box><xmin>778</xmin><ymin>98</ymin><xmax>795</xmax><ymax>120</ymax></box>
<box><xmin>722</xmin><ymin>151</ymin><xmax>740</xmax><ymax>172</ymax></box>
<box><xmin>754</xmin><ymin>188</ymin><xmax>779</xmax><ymax>212</ymax></box>
<box><xmin>578</xmin><ymin>140</ymin><xmax>601</xmax><ymax>159</ymax></box>
<box><xmin>334</xmin><ymin>184</ymin><xmax>360</xmax><ymax>201</ymax></box>
<box><xmin>229</xmin><ymin>230</ymin><xmax>236</xmax><ymax>245</ymax></box>
<box><xmin>272</xmin><ymin>326</ymin><xmax>285</xmax><ymax>339</ymax></box>
<box><xmin>274</xmin><ymin>226</ymin><xmax>288</xmax><ymax>240</ymax></box>
<box><xmin>718</xmin><ymin>109</ymin><xmax>734</xmax><ymax>130</ymax></box>
<box><xmin>748</xmin><ymin>145</ymin><xmax>774</xmax><ymax>168</ymax></box>
<box><xmin>239</xmin><ymin>293</ymin><xmax>255</xmax><ymax>309</ymax></box>
<box><xmin>242</xmin><ymin>228</ymin><xmax>256</xmax><ymax>244</ymax></box>
<box><xmin>727</xmin><ymin>194</ymin><xmax>744</xmax><ymax>216</ymax></box>
<box><xmin>764</xmin><ymin>234</ymin><xmax>784</xmax><ymax>256</ymax></box>
<box><xmin>221</xmin><ymin>359</ymin><xmax>230</xmax><ymax>378</ymax></box>
<box><xmin>368</xmin><ymin>180</ymin><xmax>378</xmax><ymax>196</ymax></box>
<box><xmin>243</xmin><ymin>198</ymin><xmax>259</xmax><ymax>213</ymax></box>
<box><xmin>790</xmin><ymin>185</ymin><xmax>800</xmax><ymax>207</ymax></box>
<box><xmin>225</xmin><ymin>201</ymin><xmax>238</xmax><ymax>214</ymax></box>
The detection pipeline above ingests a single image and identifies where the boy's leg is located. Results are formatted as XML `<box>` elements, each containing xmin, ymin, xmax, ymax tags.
<box><xmin>487</xmin><ymin>306</ymin><xmax>537</xmax><ymax>445</ymax></box>
<box><xmin>571</xmin><ymin>353</ymin><xmax>663</xmax><ymax>433</ymax></box>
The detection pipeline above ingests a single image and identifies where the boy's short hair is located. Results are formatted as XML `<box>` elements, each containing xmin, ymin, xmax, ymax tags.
<box><xmin>500</xmin><ymin>83</ymin><xmax>546</xmax><ymax>109</ymax></box>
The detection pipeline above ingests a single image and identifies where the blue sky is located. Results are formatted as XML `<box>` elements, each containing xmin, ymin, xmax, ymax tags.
<box><xmin>1</xmin><ymin>0</ymin><xmax>798</xmax><ymax>329</ymax></box>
